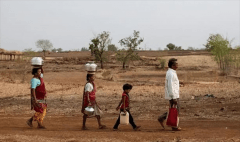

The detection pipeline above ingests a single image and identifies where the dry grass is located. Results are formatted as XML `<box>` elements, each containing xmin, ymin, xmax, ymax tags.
<box><xmin>1</xmin><ymin>50</ymin><xmax>240</xmax><ymax>142</ymax></box>
<box><xmin>0</xmin><ymin>54</ymin><xmax>240</xmax><ymax>121</ymax></box>
<box><xmin>0</xmin><ymin>55</ymin><xmax>235</xmax><ymax>100</ymax></box>
<box><xmin>161</xmin><ymin>55</ymin><xmax>217</xmax><ymax>68</ymax></box>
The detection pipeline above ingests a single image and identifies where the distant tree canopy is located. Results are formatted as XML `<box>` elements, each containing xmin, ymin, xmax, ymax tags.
<box><xmin>57</xmin><ymin>48</ymin><xmax>63</xmax><ymax>52</ymax></box>
<box><xmin>166</xmin><ymin>43</ymin><xmax>175</xmax><ymax>50</ymax></box>
<box><xmin>235</xmin><ymin>45</ymin><xmax>240</xmax><ymax>49</ymax></box>
<box><xmin>166</xmin><ymin>43</ymin><xmax>183</xmax><ymax>50</ymax></box>
<box><xmin>23</xmin><ymin>48</ymin><xmax>35</xmax><ymax>52</ymax></box>
<box><xmin>204</xmin><ymin>34</ymin><xmax>227</xmax><ymax>51</ymax></box>
<box><xmin>81</xmin><ymin>47</ymin><xmax>89</xmax><ymax>51</ymax></box>
<box><xmin>52</xmin><ymin>48</ymin><xmax>63</xmax><ymax>52</ymax></box>
<box><xmin>108</xmin><ymin>44</ymin><xmax>118</xmax><ymax>51</ymax></box>
<box><xmin>36</xmin><ymin>39</ymin><xmax>53</xmax><ymax>57</ymax></box>
<box><xmin>23</xmin><ymin>48</ymin><xmax>37</xmax><ymax>56</ymax></box>
<box><xmin>175</xmin><ymin>46</ymin><xmax>182</xmax><ymax>50</ymax></box>
<box><xmin>187</xmin><ymin>47</ymin><xmax>195</xmax><ymax>50</ymax></box>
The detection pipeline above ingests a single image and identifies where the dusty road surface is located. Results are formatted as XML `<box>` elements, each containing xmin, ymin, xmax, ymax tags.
<box><xmin>0</xmin><ymin>54</ymin><xmax>240</xmax><ymax>142</ymax></box>
<box><xmin>0</xmin><ymin>116</ymin><xmax>240</xmax><ymax>142</ymax></box>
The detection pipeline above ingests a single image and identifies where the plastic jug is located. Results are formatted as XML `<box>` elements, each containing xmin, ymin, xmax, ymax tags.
<box><xmin>120</xmin><ymin>112</ymin><xmax>129</xmax><ymax>125</ymax></box>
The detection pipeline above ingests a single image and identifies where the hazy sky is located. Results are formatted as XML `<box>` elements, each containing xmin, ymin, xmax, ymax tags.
<box><xmin>0</xmin><ymin>0</ymin><xmax>240</xmax><ymax>51</ymax></box>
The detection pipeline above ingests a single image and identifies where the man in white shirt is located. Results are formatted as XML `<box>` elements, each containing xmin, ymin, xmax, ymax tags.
<box><xmin>158</xmin><ymin>58</ymin><xmax>181</xmax><ymax>131</ymax></box>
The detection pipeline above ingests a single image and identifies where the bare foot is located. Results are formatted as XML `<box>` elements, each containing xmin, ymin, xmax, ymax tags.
<box><xmin>172</xmin><ymin>127</ymin><xmax>181</xmax><ymax>131</ymax></box>
<box><xmin>159</xmin><ymin>120</ymin><xmax>165</xmax><ymax>130</ymax></box>
<box><xmin>26</xmin><ymin>120</ymin><xmax>33</xmax><ymax>128</ymax></box>
<box><xmin>37</xmin><ymin>125</ymin><xmax>46</xmax><ymax>129</ymax></box>
<box><xmin>99</xmin><ymin>125</ymin><xmax>107</xmax><ymax>129</ymax></box>
<box><xmin>134</xmin><ymin>126</ymin><xmax>141</xmax><ymax>131</ymax></box>
<box><xmin>82</xmin><ymin>127</ymin><xmax>89</xmax><ymax>130</ymax></box>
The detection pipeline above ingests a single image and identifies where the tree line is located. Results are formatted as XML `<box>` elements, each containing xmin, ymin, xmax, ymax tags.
<box><xmin>24</xmin><ymin>32</ymin><xmax>240</xmax><ymax>73</ymax></box>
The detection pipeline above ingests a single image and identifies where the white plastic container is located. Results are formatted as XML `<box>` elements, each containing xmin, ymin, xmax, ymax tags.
<box><xmin>120</xmin><ymin>112</ymin><xmax>129</xmax><ymax>125</ymax></box>
<box><xmin>85</xmin><ymin>61</ymin><xmax>97</xmax><ymax>71</ymax></box>
<box><xmin>31</xmin><ymin>57</ymin><xmax>43</xmax><ymax>66</ymax></box>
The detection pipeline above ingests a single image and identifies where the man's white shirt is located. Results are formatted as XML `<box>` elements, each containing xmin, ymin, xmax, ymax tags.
<box><xmin>165</xmin><ymin>68</ymin><xmax>179</xmax><ymax>100</ymax></box>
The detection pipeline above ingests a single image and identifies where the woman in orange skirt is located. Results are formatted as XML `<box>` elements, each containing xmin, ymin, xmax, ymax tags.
<box><xmin>27</xmin><ymin>66</ymin><xmax>47</xmax><ymax>129</ymax></box>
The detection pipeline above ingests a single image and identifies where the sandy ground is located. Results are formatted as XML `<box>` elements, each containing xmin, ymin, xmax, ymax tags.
<box><xmin>0</xmin><ymin>116</ymin><xmax>240</xmax><ymax>142</ymax></box>
<box><xmin>0</xmin><ymin>55</ymin><xmax>240</xmax><ymax>142</ymax></box>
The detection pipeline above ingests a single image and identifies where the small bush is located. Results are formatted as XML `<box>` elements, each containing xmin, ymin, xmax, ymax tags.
<box><xmin>159</xmin><ymin>59</ymin><xmax>166</xmax><ymax>69</ymax></box>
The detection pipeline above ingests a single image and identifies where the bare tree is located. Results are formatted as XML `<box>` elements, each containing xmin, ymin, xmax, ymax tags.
<box><xmin>116</xmin><ymin>30</ymin><xmax>144</xmax><ymax>69</ymax></box>
<box><xmin>36</xmin><ymin>39</ymin><xmax>53</xmax><ymax>58</ymax></box>
<box><xmin>89</xmin><ymin>31</ymin><xmax>111</xmax><ymax>69</ymax></box>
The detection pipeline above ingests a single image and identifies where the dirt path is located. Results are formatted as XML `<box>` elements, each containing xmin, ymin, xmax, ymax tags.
<box><xmin>0</xmin><ymin>116</ymin><xmax>239</xmax><ymax>142</ymax></box>
<box><xmin>0</xmin><ymin>57</ymin><xmax>240</xmax><ymax>142</ymax></box>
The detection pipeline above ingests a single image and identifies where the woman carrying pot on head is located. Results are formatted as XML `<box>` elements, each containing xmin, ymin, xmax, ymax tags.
<box><xmin>81</xmin><ymin>73</ymin><xmax>106</xmax><ymax>130</ymax></box>
<box><xmin>27</xmin><ymin>66</ymin><xmax>47</xmax><ymax>129</ymax></box>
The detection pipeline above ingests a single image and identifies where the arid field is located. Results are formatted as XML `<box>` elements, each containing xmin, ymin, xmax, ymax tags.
<box><xmin>0</xmin><ymin>51</ymin><xmax>240</xmax><ymax>142</ymax></box>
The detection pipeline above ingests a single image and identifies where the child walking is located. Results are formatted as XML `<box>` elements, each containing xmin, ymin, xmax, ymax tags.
<box><xmin>113</xmin><ymin>84</ymin><xmax>141</xmax><ymax>131</ymax></box>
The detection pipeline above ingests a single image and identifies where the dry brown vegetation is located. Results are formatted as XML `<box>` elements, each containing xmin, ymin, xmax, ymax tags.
<box><xmin>0</xmin><ymin>48</ymin><xmax>22</xmax><ymax>54</ymax></box>
<box><xmin>0</xmin><ymin>51</ymin><xmax>240</xmax><ymax>142</ymax></box>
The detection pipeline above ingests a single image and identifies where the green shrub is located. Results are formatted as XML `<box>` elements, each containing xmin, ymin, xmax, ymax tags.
<box><xmin>159</xmin><ymin>59</ymin><xmax>166</xmax><ymax>69</ymax></box>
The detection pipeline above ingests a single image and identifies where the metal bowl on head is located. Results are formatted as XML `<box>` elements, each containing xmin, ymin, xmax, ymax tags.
<box><xmin>88</xmin><ymin>63</ymin><xmax>97</xmax><ymax>71</ymax></box>
<box><xmin>85</xmin><ymin>63</ymin><xmax>90</xmax><ymax>71</ymax></box>
<box><xmin>31</xmin><ymin>57</ymin><xmax>44</xmax><ymax>66</ymax></box>
<box><xmin>85</xmin><ymin>61</ymin><xmax>97</xmax><ymax>72</ymax></box>
<box><xmin>84</xmin><ymin>106</ymin><xmax>95</xmax><ymax>116</ymax></box>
